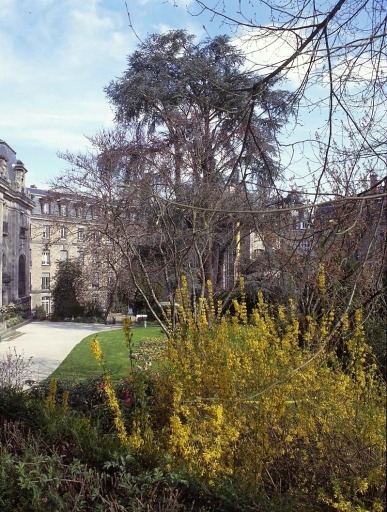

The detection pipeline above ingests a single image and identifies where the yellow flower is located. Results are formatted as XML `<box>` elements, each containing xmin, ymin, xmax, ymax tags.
<box><xmin>90</xmin><ymin>338</ymin><xmax>104</xmax><ymax>365</ymax></box>
<box><xmin>46</xmin><ymin>378</ymin><xmax>57</xmax><ymax>409</ymax></box>
<box><xmin>62</xmin><ymin>390</ymin><xmax>69</xmax><ymax>410</ymax></box>
<box><xmin>318</xmin><ymin>263</ymin><xmax>326</xmax><ymax>294</ymax></box>
<box><xmin>90</xmin><ymin>339</ymin><xmax>129</xmax><ymax>446</ymax></box>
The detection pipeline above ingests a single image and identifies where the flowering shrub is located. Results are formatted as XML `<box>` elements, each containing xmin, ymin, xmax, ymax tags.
<box><xmin>154</xmin><ymin>278</ymin><xmax>386</xmax><ymax>510</ymax></box>
<box><xmin>0</xmin><ymin>302</ymin><xmax>16</xmax><ymax>321</ymax></box>
<box><xmin>92</xmin><ymin>277</ymin><xmax>386</xmax><ymax>510</ymax></box>
<box><xmin>90</xmin><ymin>320</ymin><xmax>155</xmax><ymax>451</ymax></box>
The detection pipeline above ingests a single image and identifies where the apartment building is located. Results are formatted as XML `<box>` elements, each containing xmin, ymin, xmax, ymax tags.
<box><xmin>28</xmin><ymin>187</ymin><xmax>94</xmax><ymax>315</ymax></box>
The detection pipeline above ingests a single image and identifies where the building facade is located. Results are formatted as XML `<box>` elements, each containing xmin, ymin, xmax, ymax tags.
<box><xmin>28</xmin><ymin>187</ymin><xmax>94</xmax><ymax>315</ymax></box>
<box><xmin>28</xmin><ymin>187</ymin><xmax>114</xmax><ymax>317</ymax></box>
<box><xmin>0</xmin><ymin>140</ymin><xmax>34</xmax><ymax>310</ymax></box>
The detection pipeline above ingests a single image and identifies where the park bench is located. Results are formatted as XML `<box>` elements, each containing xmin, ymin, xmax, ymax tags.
<box><xmin>135</xmin><ymin>314</ymin><xmax>148</xmax><ymax>327</ymax></box>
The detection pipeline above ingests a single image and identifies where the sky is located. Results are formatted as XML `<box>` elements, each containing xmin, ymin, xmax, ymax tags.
<box><xmin>0</xmin><ymin>0</ymin><xmax>214</xmax><ymax>188</ymax></box>
<box><xmin>1</xmin><ymin>1</ymin><xmax>382</xmax><ymax>193</ymax></box>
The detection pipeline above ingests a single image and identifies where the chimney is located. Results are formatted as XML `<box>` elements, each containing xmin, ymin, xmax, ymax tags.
<box><xmin>370</xmin><ymin>172</ymin><xmax>378</xmax><ymax>189</ymax></box>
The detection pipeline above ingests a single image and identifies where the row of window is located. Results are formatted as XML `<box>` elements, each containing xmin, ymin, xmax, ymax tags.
<box><xmin>42</xmin><ymin>250</ymin><xmax>75</xmax><ymax>265</ymax></box>
<box><xmin>40</xmin><ymin>273</ymin><xmax>100</xmax><ymax>291</ymax></box>
<box><xmin>40</xmin><ymin>201</ymin><xmax>99</xmax><ymax>219</ymax></box>
<box><xmin>41</xmin><ymin>226</ymin><xmax>84</xmax><ymax>241</ymax></box>
<box><xmin>40</xmin><ymin>293</ymin><xmax>102</xmax><ymax>315</ymax></box>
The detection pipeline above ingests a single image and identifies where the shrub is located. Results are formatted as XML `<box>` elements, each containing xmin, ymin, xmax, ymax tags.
<box><xmin>84</xmin><ymin>278</ymin><xmax>386</xmax><ymax>509</ymax></box>
<box><xmin>34</xmin><ymin>305</ymin><xmax>47</xmax><ymax>320</ymax></box>
<box><xmin>51</xmin><ymin>260</ymin><xmax>84</xmax><ymax>320</ymax></box>
<box><xmin>0</xmin><ymin>420</ymin><xmax>111</xmax><ymax>511</ymax></box>
<box><xmin>18</xmin><ymin>277</ymin><xmax>384</xmax><ymax>511</ymax></box>
<box><xmin>1</xmin><ymin>302</ymin><xmax>30</xmax><ymax>322</ymax></box>
<box><xmin>141</xmin><ymin>278</ymin><xmax>386</xmax><ymax>510</ymax></box>
<box><xmin>82</xmin><ymin>300</ymin><xmax>104</xmax><ymax>322</ymax></box>
<box><xmin>0</xmin><ymin>302</ymin><xmax>17</xmax><ymax>321</ymax></box>
<box><xmin>5</xmin><ymin>315</ymin><xmax>24</xmax><ymax>328</ymax></box>
<box><xmin>0</xmin><ymin>349</ymin><xmax>32</xmax><ymax>390</ymax></box>
<box><xmin>0</xmin><ymin>398</ymin><xmax>210</xmax><ymax>511</ymax></box>
<box><xmin>365</xmin><ymin>312</ymin><xmax>387</xmax><ymax>381</ymax></box>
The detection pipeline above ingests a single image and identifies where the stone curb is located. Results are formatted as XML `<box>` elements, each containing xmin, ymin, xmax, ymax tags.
<box><xmin>1</xmin><ymin>318</ymin><xmax>33</xmax><ymax>341</ymax></box>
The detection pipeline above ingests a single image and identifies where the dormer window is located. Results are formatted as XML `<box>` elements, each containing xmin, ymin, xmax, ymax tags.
<box><xmin>0</xmin><ymin>155</ymin><xmax>8</xmax><ymax>178</ymax></box>
<box><xmin>41</xmin><ymin>202</ymin><xmax>50</xmax><ymax>215</ymax></box>
<box><xmin>13</xmin><ymin>160</ymin><xmax>26</xmax><ymax>191</ymax></box>
<box><xmin>59</xmin><ymin>204</ymin><xmax>68</xmax><ymax>216</ymax></box>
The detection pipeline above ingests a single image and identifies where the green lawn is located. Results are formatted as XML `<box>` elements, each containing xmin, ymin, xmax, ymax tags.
<box><xmin>49</xmin><ymin>326</ymin><xmax>165</xmax><ymax>383</ymax></box>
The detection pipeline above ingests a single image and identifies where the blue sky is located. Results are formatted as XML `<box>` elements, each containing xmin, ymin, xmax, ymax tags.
<box><xmin>0</xmin><ymin>0</ymin><xmax>215</xmax><ymax>187</ymax></box>
<box><xmin>2</xmin><ymin>1</ymin><xmax>381</xmax><ymax>193</ymax></box>
<box><xmin>1</xmin><ymin>0</ymin><xmax>327</xmax><ymax>193</ymax></box>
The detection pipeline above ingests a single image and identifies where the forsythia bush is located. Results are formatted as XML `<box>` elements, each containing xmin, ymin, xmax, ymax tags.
<box><xmin>154</xmin><ymin>277</ymin><xmax>386</xmax><ymax>510</ymax></box>
<box><xmin>93</xmin><ymin>276</ymin><xmax>386</xmax><ymax>510</ymax></box>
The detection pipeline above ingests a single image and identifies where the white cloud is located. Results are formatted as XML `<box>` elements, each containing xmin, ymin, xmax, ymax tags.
<box><xmin>325</xmin><ymin>52</ymin><xmax>387</xmax><ymax>90</ymax></box>
<box><xmin>0</xmin><ymin>0</ymin><xmax>207</xmax><ymax>182</ymax></box>
<box><xmin>0</xmin><ymin>2</ymin><xmax>208</xmax><ymax>182</ymax></box>
<box><xmin>233</xmin><ymin>28</ymin><xmax>313</xmax><ymax>89</ymax></box>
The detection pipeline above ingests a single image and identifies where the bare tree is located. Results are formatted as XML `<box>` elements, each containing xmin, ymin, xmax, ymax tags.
<box><xmin>54</xmin><ymin>31</ymin><xmax>292</xmax><ymax>330</ymax></box>
<box><xmin>168</xmin><ymin>1</ymin><xmax>387</xmax><ymax>336</ymax></box>
<box><xmin>187</xmin><ymin>0</ymin><xmax>386</xmax><ymax>185</ymax></box>
<box><xmin>54</xmin><ymin>15</ymin><xmax>386</xmax><ymax>366</ymax></box>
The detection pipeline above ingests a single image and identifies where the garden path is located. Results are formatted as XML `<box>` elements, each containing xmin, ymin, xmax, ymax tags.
<box><xmin>0</xmin><ymin>321</ymin><xmax>119</xmax><ymax>384</ymax></box>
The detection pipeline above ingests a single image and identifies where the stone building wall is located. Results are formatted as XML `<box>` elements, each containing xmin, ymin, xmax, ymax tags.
<box><xmin>0</xmin><ymin>140</ymin><xmax>34</xmax><ymax>310</ymax></box>
<box><xmin>28</xmin><ymin>187</ymin><xmax>109</xmax><ymax>316</ymax></box>
<box><xmin>29</xmin><ymin>187</ymin><xmax>88</xmax><ymax>315</ymax></box>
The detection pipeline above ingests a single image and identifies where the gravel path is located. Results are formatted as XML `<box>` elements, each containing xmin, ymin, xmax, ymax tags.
<box><xmin>0</xmin><ymin>321</ymin><xmax>120</xmax><ymax>384</ymax></box>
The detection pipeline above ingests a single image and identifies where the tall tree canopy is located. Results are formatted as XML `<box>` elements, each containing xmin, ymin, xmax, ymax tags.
<box><xmin>105</xmin><ymin>30</ymin><xmax>292</xmax><ymax>188</ymax></box>
<box><xmin>103</xmin><ymin>31</ymin><xmax>293</xmax><ymax>294</ymax></box>
<box><xmin>57</xmin><ymin>31</ymin><xmax>292</xmax><ymax>329</ymax></box>
<box><xmin>56</xmin><ymin>26</ymin><xmax>386</xmax><ymax>349</ymax></box>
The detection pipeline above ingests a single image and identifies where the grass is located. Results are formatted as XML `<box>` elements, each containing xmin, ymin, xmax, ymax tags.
<box><xmin>48</xmin><ymin>326</ymin><xmax>165</xmax><ymax>383</ymax></box>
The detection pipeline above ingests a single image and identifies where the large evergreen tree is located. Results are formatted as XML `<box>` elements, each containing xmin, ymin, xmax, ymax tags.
<box><xmin>106</xmin><ymin>30</ymin><xmax>291</xmax><ymax>187</ymax></box>
<box><xmin>104</xmin><ymin>31</ymin><xmax>292</xmax><ymax>289</ymax></box>
<box><xmin>57</xmin><ymin>31</ymin><xmax>292</xmax><ymax>329</ymax></box>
